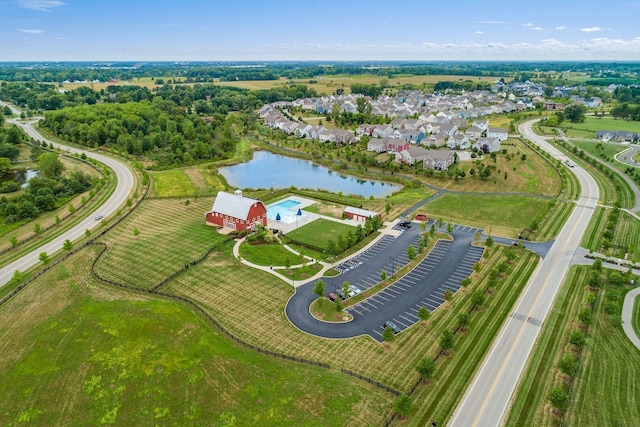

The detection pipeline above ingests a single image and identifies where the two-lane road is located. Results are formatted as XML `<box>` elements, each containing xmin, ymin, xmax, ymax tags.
<box><xmin>450</xmin><ymin>119</ymin><xmax>599</xmax><ymax>427</ymax></box>
<box><xmin>0</xmin><ymin>105</ymin><xmax>135</xmax><ymax>287</ymax></box>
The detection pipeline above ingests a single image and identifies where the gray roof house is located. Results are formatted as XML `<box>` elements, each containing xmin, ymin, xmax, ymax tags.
<box><xmin>396</xmin><ymin>146</ymin><xmax>430</xmax><ymax>165</ymax></box>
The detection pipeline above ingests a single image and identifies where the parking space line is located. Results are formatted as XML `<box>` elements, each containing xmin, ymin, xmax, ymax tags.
<box><xmin>394</xmin><ymin>318</ymin><xmax>410</xmax><ymax>328</ymax></box>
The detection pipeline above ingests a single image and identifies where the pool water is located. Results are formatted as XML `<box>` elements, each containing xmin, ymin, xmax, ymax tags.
<box><xmin>266</xmin><ymin>199</ymin><xmax>306</xmax><ymax>224</ymax></box>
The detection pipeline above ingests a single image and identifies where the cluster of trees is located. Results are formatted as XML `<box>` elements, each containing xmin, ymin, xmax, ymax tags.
<box><xmin>40</xmin><ymin>100</ymin><xmax>239</xmax><ymax>167</ymax></box>
<box><xmin>610</xmin><ymin>103</ymin><xmax>640</xmax><ymax>121</ymax></box>
<box><xmin>433</xmin><ymin>80</ymin><xmax>492</xmax><ymax>92</ymax></box>
<box><xmin>325</xmin><ymin>216</ymin><xmax>382</xmax><ymax>256</ymax></box>
<box><xmin>349</xmin><ymin>83</ymin><xmax>384</xmax><ymax>98</ymax></box>
<box><xmin>0</xmin><ymin>153</ymin><xmax>94</xmax><ymax>224</ymax></box>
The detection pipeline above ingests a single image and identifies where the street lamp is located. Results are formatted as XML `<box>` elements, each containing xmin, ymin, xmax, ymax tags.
<box><xmin>389</xmin><ymin>256</ymin><xmax>396</xmax><ymax>279</ymax></box>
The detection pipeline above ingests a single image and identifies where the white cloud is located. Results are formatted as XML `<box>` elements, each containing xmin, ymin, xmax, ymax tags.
<box><xmin>555</xmin><ymin>26</ymin><xmax>567</xmax><ymax>30</ymax></box>
<box><xmin>475</xmin><ymin>31</ymin><xmax>484</xmax><ymax>34</ymax></box>
<box><xmin>521</xmin><ymin>23</ymin><xmax>534</xmax><ymax>27</ymax></box>
<box><xmin>531</xmin><ymin>27</ymin><xmax>543</xmax><ymax>31</ymax></box>
<box><xmin>18</xmin><ymin>0</ymin><xmax>64</xmax><ymax>11</ymax></box>
<box><xmin>582</xmin><ymin>26</ymin><xmax>603</xmax><ymax>32</ymax></box>
<box><xmin>18</xmin><ymin>28</ymin><xmax>44</xmax><ymax>34</ymax></box>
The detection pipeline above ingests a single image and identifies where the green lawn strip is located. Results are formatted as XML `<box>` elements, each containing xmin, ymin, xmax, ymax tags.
<box><xmin>572</xmin><ymin>139</ymin><xmax>629</xmax><ymax>159</ymax></box>
<box><xmin>557</xmin><ymin>166</ymin><xmax>581</xmax><ymax>201</ymax></box>
<box><xmin>531</xmin><ymin>200</ymin><xmax>575</xmax><ymax>241</ymax></box>
<box><xmin>504</xmin><ymin>266</ymin><xmax>588</xmax><ymax>427</ymax></box>
<box><xmin>285</xmin><ymin>218</ymin><xmax>359</xmax><ymax>251</ymax></box>
<box><xmin>422</xmin><ymin>193</ymin><xmax>550</xmax><ymax>238</ymax></box>
<box><xmin>0</xmin><ymin>167</ymin><xmax>119</xmax><ymax>268</ymax></box>
<box><xmin>634</xmin><ymin>296</ymin><xmax>640</xmax><ymax>339</ymax></box>
<box><xmin>286</xmin><ymin>243</ymin><xmax>324</xmax><ymax>262</ymax></box>
<box><xmin>0</xmin><ymin>250</ymin><xmax>392</xmax><ymax>426</ymax></box>
<box><xmin>581</xmin><ymin>207</ymin><xmax>609</xmax><ymax>250</ymax></box>
<box><xmin>612</xmin><ymin>210</ymin><xmax>640</xmax><ymax>262</ymax></box>
<box><xmin>411</xmin><ymin>252</ymin><xmax>539</xmax><ymax>426</ymax></box>
<box><xmin>565</xmin><ymin>284</ymin><xmax>640</xmax><ymax>427</ymax></box>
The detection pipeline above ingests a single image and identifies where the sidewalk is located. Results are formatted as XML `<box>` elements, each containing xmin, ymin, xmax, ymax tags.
<box><xmin>232</xmin><ymin>219</ymin><xmax>403</xmax><ymax>287</ymax></box>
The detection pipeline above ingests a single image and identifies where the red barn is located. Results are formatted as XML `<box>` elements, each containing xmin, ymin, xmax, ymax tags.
<box><xmin>205</xmin><ymin>190</ymin><xmax>267</xmax><ymax>231</ymax></box>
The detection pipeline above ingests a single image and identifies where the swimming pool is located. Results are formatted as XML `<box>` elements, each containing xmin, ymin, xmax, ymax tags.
<box><xmin>266</xmin><ymin>199</ymin><xmax>306</xmax><ymax>224</ymax></box>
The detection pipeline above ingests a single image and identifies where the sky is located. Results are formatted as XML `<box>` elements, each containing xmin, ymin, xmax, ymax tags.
<box><xmin>1</xmin><ymin>0</ymin><xmax>640</xmax><ymax>62</ymax></box>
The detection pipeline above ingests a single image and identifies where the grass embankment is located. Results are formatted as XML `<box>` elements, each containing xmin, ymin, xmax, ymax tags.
<box><xmin>581</xmin><ymin>206</ymin><xmax>609</xmax><ymax>250</ymax></box>
<box><xmin>0</xmin><ymin>248</ymin><xmax>392</xmax><ymax>426</ymax></box>
<box><xmin>310</xmin><ymin>298</ymin><xmax>352</xmax><ymax>323</ymax></box>
<box><xmin>95</xmin><ymin>198</ymin><xmax>226</xmax><ymax>289</ymax></box>
<box><xmin>417</xmin><ymin>193</ymin><xmax>551</xmax><ymax>238</ymax></box>
<box><xmin>581</xmin><ymin>208</ymin><xmax>640</xmax><ymax>262</ymax></box>
<box><xmin>506</xmin><ymin>266</ymin><xmax>640</xmax><ymax>427</ymax></box>
<box><xmin>285</xmin><ymin>218</ymin><xmax>356</xmax><ymax>250</ymax></box>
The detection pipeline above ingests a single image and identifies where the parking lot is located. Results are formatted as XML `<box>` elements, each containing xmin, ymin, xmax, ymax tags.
<box><xmin>286</xmin><ymin>222</ymin><xmax>486</xmax><ymax>341</ymax></box>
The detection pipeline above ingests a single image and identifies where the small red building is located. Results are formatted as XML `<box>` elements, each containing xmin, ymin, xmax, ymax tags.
<box><xmin>205</xmin><ymin>190</ymin><xmax>267</xmax><ymax>231</ymax></box>
<box><xmin>344</xmin><ymin>206</ymin><xmax>381</xmax><ymax>222</ymax></box>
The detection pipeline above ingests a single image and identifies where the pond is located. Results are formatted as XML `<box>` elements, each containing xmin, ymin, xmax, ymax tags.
<box><xmin>0</xmin><ymin>169</ymin><xmax>39</xmax><ymax>189</ymax></box>
<box><xmin>219</xmin><ymin>151</ymin><xmax>400</xmax><ymax>198</ymax></box>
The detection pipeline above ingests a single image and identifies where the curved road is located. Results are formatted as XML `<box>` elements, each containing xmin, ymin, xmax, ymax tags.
<box><xmin>0</xmin><ymin>103</ymin><xmax>135</xmax><ymax>287</ymax></box>
<box><xmin>450</xmin><ymin>119</ymin><xmax>600</xmax><ymax>427</ymax></box>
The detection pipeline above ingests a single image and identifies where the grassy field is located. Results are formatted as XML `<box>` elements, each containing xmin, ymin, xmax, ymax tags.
<box><xmin>571</xmin><ymin>140</ymin><xmax>629</xmax><ymax>159</ymax></box>
<box><xmin>285</xmin><ymin>218</ymin><xmax>357</xmax><ymax>250</ymax></box>
<box><xmin>418</xmin><ymin>193</ymin><xmax>552</xmax><ymax>238</ymax></box>
<box><xmin>418</xmin><ymin>139</ymin><xmax>561</xmax><ymax>197</ymax></box>
<box><xmin>563</xmin><ymin>116</ymin><xmax>640</xmax><ymax>137</ymax></box>
<box><xmin>215</xmin><ymin>74</ymin><xmax>506</xmax><ymax>95</ymax></box>
<box><xmin>0</xmin><ymin>248</ymin><xmax>393</xmax><ymax>426</ymax></box>
<box><xmin>239</xmin><ymin>241</ymin><xmax>305</xmax><ymax>266</ymax></box>
<box><xmin>95</xmin><ymin>198</ymin><xmax>227</xmax><ymax>289</ymax></box>
<box><xmin>162</xmin><ymin>244</ymin><xmax>538</xmax><ymax>425</ymax></box>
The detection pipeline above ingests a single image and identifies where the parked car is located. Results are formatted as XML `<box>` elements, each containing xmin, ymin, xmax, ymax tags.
<box><xmin>327</xmin><ymin>292</ymin><xmax>337</xmax><ymax>302</ymax></box>
<box><xmin>398</xmin><ymin>220</ymin><xmax>411</xmax><ymax>228</ymax></box>
<box><xmin>335</xmin><ymin>289</ymin><xmax>347</xmax><ymax>300</ymax></box>
<box><xmin>384</xmin><ymin>320</ymin><xmax>401</xmax><ymax>334</ymax></box>
<box><xmin>349</xmin><ymin>285</ymin><xmax>362</xmax><ymax>296</ymax></box>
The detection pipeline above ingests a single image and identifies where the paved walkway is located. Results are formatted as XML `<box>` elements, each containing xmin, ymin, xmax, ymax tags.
<box><xmin>232</xmin><ymin>219</ymin><xmax>404</xmax><ymax>287</ymax></box>
<box><xmin>622</xmin><ymin>286</ymin><xmax>640</xmax><ymax>351</ymax></box>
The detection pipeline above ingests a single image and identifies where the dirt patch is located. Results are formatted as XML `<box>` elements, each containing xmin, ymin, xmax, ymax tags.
<box><xmin>319</xmin><ymin>203</ymin><xmax>345</xmax><ymax>219</ymax></box>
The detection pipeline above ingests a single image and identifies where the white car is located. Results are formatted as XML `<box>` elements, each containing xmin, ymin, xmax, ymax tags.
<box><xmin>94</xmin><ymin>214</ymin><xmax>103</xmax><ymax>221</ymax></box>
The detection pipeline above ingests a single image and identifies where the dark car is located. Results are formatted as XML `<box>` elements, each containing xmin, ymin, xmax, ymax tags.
<box><xmin>384</xmin><ymin>320</ymin><xmax>401</xmax><ymax>334</ymax></box>
<box><xmin>398</xmin><ymin>220</ymin><xmax>411</xmax><ymax>228</ymax></box>
<box><xmin>335</xmin><ymin>289</ymin><xmax>347</xmax><ymax>300</ymax></box>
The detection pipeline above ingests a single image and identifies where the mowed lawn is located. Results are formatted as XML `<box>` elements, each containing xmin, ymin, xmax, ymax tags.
<box><xmin>565</xmin><ymin>116</ymin><xmax>640</xmax><ymax>134</ymax></box>
<box><xmin>420</xmin><ymin>193</ymin><xmax>551</xmax><ymax>238</ymax></box>
<box><xmin>429</xmin><ymin>139</ymin><xmax>561</xmax><ymax>196</ymax></box>
<box><xmin>285</xmin><ymin>218</ymin><xmax>357</xmax><ymax>250</ymax></box>
<box><xmin>95</xmin><ymin>198</ymin><xmax>226</xmax><ymax>289</ymax></box>
<box><xmin>0</xmin><ymin>249</ymin><xmax>393</xmax><ymax>426</ymax></box>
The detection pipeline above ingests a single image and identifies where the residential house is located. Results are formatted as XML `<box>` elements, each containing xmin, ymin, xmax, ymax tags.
<box><xmin>474</xmin><ymin>137</ymin><xmax>501</xmax><ymax>153</ymax></box>
<box><xmin>367</xmin><ymin>138</ymin><xmax>387</xmax><ymax>153</ymax></box>
<box><xmin>584</xmin><ymin>97</ymin><xmax>602</xmax><ymax>108</ymax></box>
<box><xmin>396</xmin><ymin>146</ymin><xmax>430</xmax><ymax>165</ymax></box>
<box><xmin>423</xmin><ymin>150</ymin><xmax>455</xmax><ymax>171</ymax></box>
<box><xmin>394</xmin><ymin>129</ymin><xmax>425</xmax><ymax>144</ymax></box>
<box><xmin>373</xmin><ymin>124</ymin><xmax>394</xmax><ymax>138</ymax></box>
<box><xmin>614</xmin><ymin>131</ymin><xmax>638</xmax><ymax>143</ymax></box>
<box><xmin>465</xmin><ymin>125</ymin><xmax>484</xmax><ymax>140</ymax></box>
<box><xmin>427</xmin><ymin>133</ymin><xmax>447</xmax><ymax>148</ymax></box>
<box><xmin>447</xmin><ymin>133</ymin><xmax>471</xmax><ymax>150</ymax></box>
<box><xmin>543</xmin><ymin>101</ymin><xmax>565</xmax><ymax>111</ymax></box>
<box><xmin>387</xmin><ymin>138</ymin><xmax>410</xmax><ymax>153</ymax></box>
<box><xmin>439</xmin><ymin>123</ymin><xmax>459</xmax><ymax>137</ymax></box>
<box><xmin>487</xmin><ymin>127</ymin><xmax>508</xmax><ymax>141</ymax></box>
<box><xmin>332</xmin><ymin>129</ymin><xmax>356</xmax><ymax>145</ymax></box>
<box><xmin>596</xmin><ymin>130</ymin><xmax>616</xmax><ymax>141</ymax></box>
<box><xmin>423</xmin><ymin>122</ymin><xmax>441</xmax><ymax>134</ymax></box>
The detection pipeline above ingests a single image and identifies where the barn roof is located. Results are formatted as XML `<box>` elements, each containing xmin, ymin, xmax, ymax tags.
<box><xmin>344</xmin><ymin>206</ymin><xmax>379</xmax><ymax>218</ymax></box>
<box><xmin>211</xmin><ymin>191</ymin><xmax>264</xmax><ymax>220</ymax></box>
